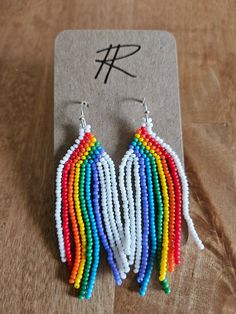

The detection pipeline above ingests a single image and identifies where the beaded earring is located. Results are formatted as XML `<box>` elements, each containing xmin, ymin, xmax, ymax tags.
<box><xmin>119</xmin><ymin>98</ymin><xmax>204</xmax><ymax>296</ymax></box>
<box><xmin>55</xmin><ymin>101</ymin><xmax>129</xmax><ymax>300</ymax></box>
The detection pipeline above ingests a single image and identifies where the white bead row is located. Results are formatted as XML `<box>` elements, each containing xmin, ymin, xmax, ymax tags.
<box><xmin>97</xmin><ymin>153</ymin><xmax>129</xmax><ymax>279</ymax></box>
<box><xmin>118</xmin><ymin>148</ymin><xmax>143</xmax><ymax>273</ymax></box>
<box><xmin>101</xmin><ymin>155</ymin><xmax>130</xmax><ymax>275</ymax></box>
<box><xmin>119</xmin><ymin>149</ymin><xmax>133</xmax><ymax>255</ymax></box>
<box><xmin>133</xmin><ymin>154</ymin><xmax>143</xmax><ymax>274</ymax></box>
<box><xmin>126</xmin><ymin>155</ymin><xmax>136</xmax><ymax>266</ymax></box>
<box><xmin>103</xmin><ymin>153</ymin><xmax>125</xmax><ymax>245</ymax></box>
<box><xmin>55</xmin><ymin>125</ymin><xmax>91</xmax><ymax>263</ymax></box>
<box><xmin>146</xmin><ymin>119</ymin><xmax>204</xmax><ymax>250</ymax></box>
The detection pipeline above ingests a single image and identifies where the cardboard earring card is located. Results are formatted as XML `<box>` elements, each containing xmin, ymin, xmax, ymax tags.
<box><xmin>54</xmin><ymin>30</ymin><xmax>183</xmax><ymax>165</ymax></box>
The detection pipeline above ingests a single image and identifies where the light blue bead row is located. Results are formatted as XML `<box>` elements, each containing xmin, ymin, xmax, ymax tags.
<box><xmin>85</xmin><ymin>162</ymin><xmax>100</xmax><ymax>299</ymax></box>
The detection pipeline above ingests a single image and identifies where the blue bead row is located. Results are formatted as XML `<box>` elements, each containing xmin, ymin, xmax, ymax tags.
<box><xmin>140</xmin><ymin>154</ymin><xmax>157</xmax><ymax>296</ymax></box>
<box><xmin>135</xmin><ymin>151</ymin><xmax>150</xmax><ymax>283</ymax></box>
<box><xmin>85</xmin><ymin>162</ymin><xmax>100</xmax><ymax>299</ymax></box>
<box><xmin>91</xmin><ymin>150</ymin><xmax>122</xmax><ymax>286</ymax></box>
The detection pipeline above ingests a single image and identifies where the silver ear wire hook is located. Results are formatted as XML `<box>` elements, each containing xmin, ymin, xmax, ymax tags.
<box><xmin>137</xmin><ymin>98</ymin><xmax>150</xmax><ymax>124</ymax></box>
<box><xmin>78</xmin><ymin>101</ymin><xmax>89</xmax><ymax>128</ymax></box>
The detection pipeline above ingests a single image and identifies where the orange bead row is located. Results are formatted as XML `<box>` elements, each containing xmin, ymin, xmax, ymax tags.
<box><xmin>68</xmin><ymin>164</ymin><xmax>82</xmax><ymax>283</ymax></box>
<box><xmin>161</xmin><ymin>157</ymin><xmax>176</xmax><ymax>273</ymax></box>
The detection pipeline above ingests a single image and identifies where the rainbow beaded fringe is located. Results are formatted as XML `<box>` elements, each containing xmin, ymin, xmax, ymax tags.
<box><xmin>119</xmin><ymin>117</ymin><xmax>204</xmax><ymax>296</ymax></box>
<box><xmin>55</xmin><ymin>118</ymin><xmax>204</xmax><ymax>299</ymax></box>
<box><xmin>55</xmin><ymin>124</ymin><xmax>129</xmax><ymax>299</ymax></box>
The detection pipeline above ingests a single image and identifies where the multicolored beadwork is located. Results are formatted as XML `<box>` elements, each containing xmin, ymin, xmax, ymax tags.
<box><xmin>55</xmin><ymin>124</ymin><xmax>130</xmax><ymax>299</ymax></box>
<box><xmin>119</xmin><ymin>117</ymin><xmax>204</xmax><ymax>296</ymax></box>
<box><xmin>55</xmin><ymin>102</ymin><xmax>204</xmax><ymax>299</ymax></box>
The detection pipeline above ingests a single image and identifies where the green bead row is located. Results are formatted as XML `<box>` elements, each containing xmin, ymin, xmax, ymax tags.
<box><xmin>78</xmin><ymin>143</ymin><xmax>99</xmax><ymax>298</ymax></box>
<box><xmin>147</xmin><ymin>150</ymin><xmax>171</xmax><ymax>294</ymax></box>
<box><xmin>150</xmin><ymin>156</ymin><xmax>163</xmax><ymax>269</ymax></box>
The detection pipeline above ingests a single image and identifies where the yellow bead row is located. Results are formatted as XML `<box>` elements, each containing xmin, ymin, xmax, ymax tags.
<box><xmin>155</xmin><ymin>155</ymin><xmax>169</xmax><ymax>281</ymax></box>
<box><xmin>74</xmin><ymin>162</ymin><xmax>87</xmax><ymax>289</ymax></box>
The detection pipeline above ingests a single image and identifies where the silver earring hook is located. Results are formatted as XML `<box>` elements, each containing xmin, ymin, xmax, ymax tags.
<box><xmin>78</xmin><ymin>101</ymin><xmax>89</xmax><ymax>128</ymax></box>
<box><xmin>137</xmin><ymin>98</ymin><xmax>150</xmax><ymax>124</ymax></box>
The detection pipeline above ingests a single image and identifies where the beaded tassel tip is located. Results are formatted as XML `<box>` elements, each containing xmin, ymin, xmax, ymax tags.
<box><xmin>119</xmin><ymin>99</ymin><xmax>204</xmax><ymax>296</ymax></box>
<box><xmin>55</xmin><ymin>102</ymin><xmax>129</xmax><ymax>299</ymax></box>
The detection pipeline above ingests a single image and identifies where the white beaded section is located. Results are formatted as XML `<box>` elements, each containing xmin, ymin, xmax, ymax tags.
<box><xmin>119</xmin><ymin>149</ymin><xmax>133</xmax><ymax>255</ymax></box>
<box><xmin>101</xmin><ymin>155</ymin><xmax>130</xmax><ymax>275</ymax></box>
<box><xmin>97</xmin><ymin>162</ymin><xmax>120</xmax><ymax>271</ymax></box>
<box><xmin>144</xmin><ymin>118</ymin><xmax>204</xmax><ymax>250</ymax></box>
<box><xmin>97</xmin><ymin>155</ymin><xmax>129</xmax><ymax>279</ymax></box>
<box><xmin>126</xmin><ymin>156</ymin><xmax>136</xmax><ymax>265</ymax></box>
<box><xmin>133</xmin><ymin>154</ymin><xmax>143</xmax><ymax>273</ymax></box>
<box><xmin>103</xmin><ymin>153</ymin><xmax>125</xmax><ymax>245</ymax></box>
<box><xmin>118</xmin><ymin>148</ymin><xmax>143</xmax><ymax>273</ymax></box>
<box><xmin>55</xmin><ymin>125</ymin><xmax>91</xmax><ymax>263</ymax></box>
<box><xmin>126</xmin><ymin>150</ymin><xmax>143</xmax><ymax>272</ymax></box>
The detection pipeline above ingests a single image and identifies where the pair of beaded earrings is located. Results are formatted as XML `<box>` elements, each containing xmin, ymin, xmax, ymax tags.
<box><xmin>55</xmin><ymin>99</ymin><xmax>204</xmax><ymax>300</ymax></box>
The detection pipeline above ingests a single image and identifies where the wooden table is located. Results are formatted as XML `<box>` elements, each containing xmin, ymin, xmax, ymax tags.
<box><xmin>1</xmin><ymin>1</ymin><xmax>236</xmax><ymax>313</ymax></box>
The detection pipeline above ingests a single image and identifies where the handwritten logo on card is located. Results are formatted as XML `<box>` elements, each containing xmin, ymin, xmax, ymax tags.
<box><xmin>94</xmin><ymin>44</ymin><xmax>141</xmax><ymax>84</ymax></box>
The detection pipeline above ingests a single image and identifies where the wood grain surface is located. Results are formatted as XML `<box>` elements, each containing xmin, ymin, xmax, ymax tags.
<box><xmin>0</xmin><ymin>1</ymin><xmax>236</xmax><ymax>313</ymax></box>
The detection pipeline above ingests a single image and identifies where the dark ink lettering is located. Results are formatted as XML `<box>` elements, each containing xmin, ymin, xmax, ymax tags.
<box><xmin>95</xmin><ymin>44</ymin><xmax>141</xmax><ymax>84</ymax></box>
